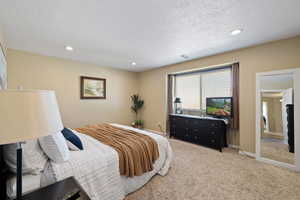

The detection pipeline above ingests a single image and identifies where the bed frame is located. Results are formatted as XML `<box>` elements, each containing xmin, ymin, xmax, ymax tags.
<box><xmin>0</xmin><ymin>146</ymin><xmax>8</xmax><ymax>199</ymax></box>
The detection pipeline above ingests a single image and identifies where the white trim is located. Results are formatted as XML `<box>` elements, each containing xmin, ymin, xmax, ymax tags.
<box><xmin>261</xmin><ymin>89</ymin><xmax>285</xmax><ymax>93</ymax></box>
<box><xmin>294</xmin><ymin>70</ymin><xmax>300</xmax><ymax>171</ymax></box>
<box><xmin>256</xmin><ymin>68</ymin><xmax>300</xmax><ymax>172</ymax></box>
<box><xmin>257</xmin><ymin>157</ymin><xmax>296</xmax><ymax>170</ymax></box>
<box><xmin>239</xmin><ymin>150</ymin><xmax>256</xmax><ymax>158</ymax></box>
<box><xmin>256</xmin><ymin>73</ymin><xmax>262</xmax><ymax>159</ymax></box>
<box><xmin>256</xmin><ymin>68</ymin><xmax>299</xmax><ymax>76</ymax></box>
<box><xmin>240</xmin><ymin>152</ymin><xmax>299</xmax><ymax>171</ymax></box>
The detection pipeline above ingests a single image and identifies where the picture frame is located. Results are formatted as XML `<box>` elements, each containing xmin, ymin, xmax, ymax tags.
<box><xmin>80</xmin><ymin>76</ymin><xmax>106</xmax><ymax>99</ymax></box>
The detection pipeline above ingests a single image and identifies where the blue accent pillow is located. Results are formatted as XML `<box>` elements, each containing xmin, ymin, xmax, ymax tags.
<box><xmin>61</xmin><ymin>128</ymin><xmax>84</xmax><ymax>151</ymax></box>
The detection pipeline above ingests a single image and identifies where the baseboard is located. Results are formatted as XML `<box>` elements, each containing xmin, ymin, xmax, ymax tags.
<box><xmin>228</xmin><ymin>144</ymin><xmax>239</xmax><ymax>149</ymax></box>
<box><xmin>238</xmin><ymin>150</ymin><xmax>256</xmax><ymax>158</ymax></box>
<box><xmin>257</xmin><ymin>157</ymin><xmax>297</xmax><ymax>171</ymax></box>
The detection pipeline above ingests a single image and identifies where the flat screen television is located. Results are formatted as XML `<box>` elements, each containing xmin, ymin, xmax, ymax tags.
<box><xmin>206</xmin><ymin>97</ymin><xmax>232</xmax><ymax>118</ymax></box>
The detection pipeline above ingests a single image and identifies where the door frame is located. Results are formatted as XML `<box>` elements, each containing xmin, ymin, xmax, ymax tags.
<box><xmin>256</xmin><ymin>68</ymin><xmax>300</xmax><ymax>171</ymax></box>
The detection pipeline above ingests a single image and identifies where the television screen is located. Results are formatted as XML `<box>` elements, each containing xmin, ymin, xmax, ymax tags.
<box><xmin>206</xmin><ymin>97</ymin><xmax>232</xmax><ymax>117</ymax></box>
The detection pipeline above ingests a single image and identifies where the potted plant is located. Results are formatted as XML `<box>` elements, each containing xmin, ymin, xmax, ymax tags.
<box><xmin>133</xmin><ymin>119</ymin><xmax>144</xmax><ymax>129</ymax></box>
<box><xmin>130</xmin><ymin>94</ymin><xmax>144</xmax><ymax>129</ymax></box>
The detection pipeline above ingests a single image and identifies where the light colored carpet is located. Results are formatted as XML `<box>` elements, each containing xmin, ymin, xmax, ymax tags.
<box><xmin>262</xmin><ymin>131</ymin><xmax>284</xmax><ymax>140</ymax></box>
<box><xmin>261</xmin><ymin>139</ymin><xmax>294</xmax><ymax>164</ymax></box>
<box><xmin>125</xmin><ymin>139</ymin><xmax>300</xmax><ymax>200</ymax></box>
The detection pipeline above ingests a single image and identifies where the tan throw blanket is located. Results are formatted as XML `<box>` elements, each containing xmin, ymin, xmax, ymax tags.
<box><xmin>75</xmin><ymin>124</ymin><xmax>159</xmax><ymax>177</ymax></box>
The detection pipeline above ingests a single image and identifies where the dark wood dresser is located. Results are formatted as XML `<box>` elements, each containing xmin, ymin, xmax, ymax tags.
<box><xmin>169</xmin><ymin>114</ymin><xmax>228</xmax><ymax>152</ymax></box>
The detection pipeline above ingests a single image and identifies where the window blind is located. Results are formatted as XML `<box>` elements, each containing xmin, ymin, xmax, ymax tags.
<box><xmin>175</xmin><ymin>67</ymin><xmax>232</xmax><ymax>111</ymax></box>
<box><xmin>201</xmin><ymin>68</ymin><xmax>232</xmax><ymax>109</ymax></box>
<box><xmin>175</xmin><ymin>74</ymin><xmax>201</xmax><ymax>109</ymax></box>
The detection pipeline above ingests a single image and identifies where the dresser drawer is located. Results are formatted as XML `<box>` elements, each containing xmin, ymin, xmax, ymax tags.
<box><xmin>191</xmin><ymin>134</ymin><xmax>201</xmax><ymax>142</ymax></box>
<box><xmin>190</xmin><ymin>128</ymin><xmax>201</xmax><ymax>142</ymax></box>
<box><xmin>182</xmin><ymin>127</ymin><xmax>192</xmax><ymax>141</ymax></box>
<box><xmin>208</xmin><ymin>130</ymin><xmax>217</xmax><ymax>138</ymax></box>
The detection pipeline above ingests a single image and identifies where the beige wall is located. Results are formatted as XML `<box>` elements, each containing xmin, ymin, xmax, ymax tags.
<box><xmin>7</xmin><ymin>49</ymin><xmax>138</xmax><ymax>128</ymax></box>
<box><xmin>262</xmin><ymin>97</ymin><xmax>283</xmax><ymax>134</ymax></box>
<box><xmin>138</xmin><ymin>36</ymin><xmax>300</xmax><ymax>153</ymax></box>
<box><xmin>6</xmin><ymin>35</ymin><xmax>300</xmax><ymax>153</ymax></box>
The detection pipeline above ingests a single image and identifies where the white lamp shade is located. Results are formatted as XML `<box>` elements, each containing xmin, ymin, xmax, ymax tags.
<box><xmin>0</xmin><ymin>90</ymin><xmax>63</xmax><ymax>145</ymax></box>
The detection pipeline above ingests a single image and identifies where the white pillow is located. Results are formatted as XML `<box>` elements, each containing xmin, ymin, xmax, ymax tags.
<box><xmin>4</xmin><ymin>139</ymin><xmax>48</xmax><ymax>174</ymax></box>
<box><xmin>66</xmin><ymin>140</ymin><xmax>81</xmax><ymax>151</ymax></box>
<box><xmin>39</xmin><ymin>132</ymin><xmax>70</xmax><ymax>163</ymax></box>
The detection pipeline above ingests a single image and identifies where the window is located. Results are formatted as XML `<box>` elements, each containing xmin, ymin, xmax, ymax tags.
<box><xmin>175</xmin><ymin>74</ymin><xmax>200</xmax><ymax>110</ymax></box>
<box><xmin>175</xmin><ymin>68</ymin><xmax>232</xmax><ymax>111</ymax></box>
<box><xmin>201</xmin><ymin>69</ymin><xmax>232</xmax><ymax>109</ymax></box>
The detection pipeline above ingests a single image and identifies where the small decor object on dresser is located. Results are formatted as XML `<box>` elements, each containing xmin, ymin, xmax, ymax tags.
<box><xmin>80</xmin><ymin>76</ymin><xmax>106</xmax><ymax>99</ymax></box>
<box><xmin>174</xmin><ymin>97</ymin><xmax>183</xmax><ymax>114</ymax></box>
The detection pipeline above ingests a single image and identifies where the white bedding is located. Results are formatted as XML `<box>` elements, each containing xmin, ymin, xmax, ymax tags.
<box><xmin>114</xmin><ymin>124</ymin><xmax>172</xmax><ymax>195</ymax></box>
<box><xmin>8</xmin><ymin>124</ymin><xmax>172</xmax><ymax>200</ymax></box>
<box><xmin>7</xmin><ymin>124</ymin><xmax>172</xmax><ymax>199</ymax></box>
<box><xmin>7</xmin><ymin>174</ymin><xmax>41</xmax><ymax>199</ymax></box>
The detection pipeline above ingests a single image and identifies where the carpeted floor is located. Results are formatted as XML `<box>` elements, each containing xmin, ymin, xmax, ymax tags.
<box><xmin>261</xmin><ymin>138</ymin><xmax>294</xmax><ymax>164</ymax></box>
<box><xmin>125</xmin><ymin>139</ymin><xmax>300</xmax><ymax>200</ymax></box>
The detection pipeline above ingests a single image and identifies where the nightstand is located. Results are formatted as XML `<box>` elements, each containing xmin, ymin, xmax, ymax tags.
<box><xmin>21</xmin><ymin>177</ymin><xmax>90</xmax><ymax>200</ymax></box>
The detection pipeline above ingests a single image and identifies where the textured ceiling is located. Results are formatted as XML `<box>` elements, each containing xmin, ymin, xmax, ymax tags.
<box><xmin>1</xmin><ymin>0</ymin><xmax>300</xmax><ymax>72</ymax></box>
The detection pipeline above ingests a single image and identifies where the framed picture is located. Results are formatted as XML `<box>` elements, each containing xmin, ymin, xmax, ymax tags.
<box><xmin>80</xmin><ymin>76</ymin><xmax>106</xmax><ymax>99</ymax></box>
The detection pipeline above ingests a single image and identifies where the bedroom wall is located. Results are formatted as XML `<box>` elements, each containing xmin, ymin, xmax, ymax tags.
<box><xmin>7</xmin><ymin>49</ymin><xmax>138</xmax><ymax>128</ymax></box>
<box><xmin>262</xmin><ymin>97</ymin><xmax>283</xmax><ymax>134</ymax></box>
<box><xmin>137</xmin><ymin>36</ymin><xmax>300</xmax><ymax>153</ymax></box>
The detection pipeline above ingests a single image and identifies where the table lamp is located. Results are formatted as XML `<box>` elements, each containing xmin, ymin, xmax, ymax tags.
<box><xmin>174</xmin><ymin>97</ymin><xmax>183</xmax><ymax>114</ymax></box>
<box><xmin>0</xmin><ymin>90</ymin><xmax>63</xmax><ymax>200</ymax></box>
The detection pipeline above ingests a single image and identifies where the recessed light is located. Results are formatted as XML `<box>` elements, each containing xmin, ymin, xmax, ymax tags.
<box><xmin>181</xmin><ymin>54</ymin><xmax>189</xmax><ymax>59</ymax></box>
<box><xmin>131</xmin><ymin>62</ymin><xmax>137</xmax><ymax>66</ymax></box>
<box><xmin>230</xmin><ymin>29</ymin><xmax>243</xmax><ymax>36</ymax></box>
<box><xmin>65</xmin><ymin>46</ymin><xmax>73</xmax><ymax>51</ymax></box>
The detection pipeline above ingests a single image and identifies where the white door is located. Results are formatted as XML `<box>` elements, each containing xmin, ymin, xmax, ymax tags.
<box><xmin>282</xmin><ymin>88</ymin><xmax>293</xmax><ymax>144</ymax></box>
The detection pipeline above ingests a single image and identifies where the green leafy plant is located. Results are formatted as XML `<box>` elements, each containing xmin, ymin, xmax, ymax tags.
<box><xmin>131</xmin><ymin>94</ymin><xmax>144</xmax><ymax>121</ymax></box>
<box><xmin>134</xmin><ymin>119</ymin><xmax>144</xmax><ymax>127</ymax></box>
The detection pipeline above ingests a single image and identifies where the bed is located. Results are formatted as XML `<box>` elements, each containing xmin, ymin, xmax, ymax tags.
<box><xmin>1</xmin><ymin>124</ymin><xmax>173</xmax><ymax>200</ymax></box>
